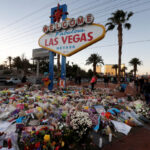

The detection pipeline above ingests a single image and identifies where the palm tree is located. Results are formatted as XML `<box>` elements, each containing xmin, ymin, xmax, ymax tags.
<box><xmin>13</xmin><ymin>56</ymin><xmax>31</xmax><ymax>74</ymax></box>
<box><xmin>129</xmin><ymin>69</ymin><xmax>134</xmax><ymax>76</ymax></box>
<box><xmin>129</xmin><ymin>58</ymin><xmax>142</xmax><ymax>78</ymax></box>
<box><xmin>86</xmin><ymin>53</ymin><xmax>104</xmax><ymax>75</ymax></box>
<box><xmin>112</xmin><ymin>64</ymin><xmax>118</xmax><ymax>77</ymax></box>
<box><xmin>121</xmin><ymin>66</ymin><xmax>127</xmax><ymax>77</ymax></box>
<box><xmin>105</xmin><ymin>10</ymin><xmax>133</xmax><ymax>82</ymax></box>
<box><xmin>13</xmin><ymin>56</ymin><xmax>22</xmax><ymax>71</ymax></box>
<box><xmin>22</xmin><ymin>58</ymin><xmax>31</xmax><ymax>73</ymax></box>
<box><xmin>7</xmin><ymin>56</ymin><xmax>12</xmax><ymax>70</ymax></box>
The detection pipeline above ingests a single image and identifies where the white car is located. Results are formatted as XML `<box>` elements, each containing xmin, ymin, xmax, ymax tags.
<box><xmin>6</xmin><ymin>77</ymin><xmax>21</xmax><ymax>85</ymax></box>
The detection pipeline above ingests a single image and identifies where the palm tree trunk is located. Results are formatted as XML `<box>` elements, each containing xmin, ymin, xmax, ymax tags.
<box><xmin>134</xmin><ymin>65</ymin><xmax>137</xmax><ymax>79</ymax></box>
<box><xmin>118</xmin><ymin>24</ymin><xmax>122</xmax><ymax>82</ymax></box>
<box><xmin>115</xmin><ymin>69</ymin><xmax>117</xmax><ymax>77</ymax></box>
<box><xmin>93</xmin><ymin>63</ymin><xmax>96</xmax><ymax>75</ymax></box>
<box><xmin>9</xmin><ymin>60</ymin><xmax>11</xmax><ymax>70</ymax></box>
<box><xmin>8</xmin><ymin>57</ymin><xmax>12</xmax><ymax>70</ymax></box>
<box><xmin>134</xmin><ymin>69</ymin><xmax>136</xmax><ymax>79</ymax></box>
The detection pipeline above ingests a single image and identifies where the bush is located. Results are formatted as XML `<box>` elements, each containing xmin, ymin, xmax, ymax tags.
<box><xmin>3</xmin><ymin>70</ymin><xmax>12</xmax><ymax>75</ymax></box>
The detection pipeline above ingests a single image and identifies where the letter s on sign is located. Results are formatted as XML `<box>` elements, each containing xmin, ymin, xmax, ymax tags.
<box><xmin>88</xmin><ymin>32</ymin><xmax>93</xmax><ymax>41</ymax></box>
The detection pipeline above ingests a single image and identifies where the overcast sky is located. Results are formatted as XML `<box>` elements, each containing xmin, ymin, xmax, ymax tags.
<box><xmin>0</xmin><ymin>0</ymin><xmax>150</xmax><ymax>75</ymax></box>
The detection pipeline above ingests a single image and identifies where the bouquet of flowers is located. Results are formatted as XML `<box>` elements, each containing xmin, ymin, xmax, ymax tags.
<box><xmin>136</xmin><ymin>104</ymin><xmax>150</xmax><ymax>120</ymax></box>
<box><xmin>19</xmin><ymin>126</ymin><xmax>64</xmax><ymax>150</ymax></box>
<box><xmin>68</xmin><ymin>110</ymin><xmax>92</xmax><ymax>138</ymax></box>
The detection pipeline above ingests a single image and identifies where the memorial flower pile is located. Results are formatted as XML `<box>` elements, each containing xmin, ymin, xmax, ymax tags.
<box><xmin>0</xmin><ymin>86</ymin><xmax>150</xmax><ymax>149</ymax></box>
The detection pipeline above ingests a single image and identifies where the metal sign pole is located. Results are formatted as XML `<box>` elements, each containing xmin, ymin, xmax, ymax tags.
<box><xmin>61</xmin><ymin>56</ymin><xmax>66</xmax><ymax>88</ymax></box>
<box><xmin>48</xmin><ymin>51</ymin><xmax>54</xmax><ymax>90</ymax></box>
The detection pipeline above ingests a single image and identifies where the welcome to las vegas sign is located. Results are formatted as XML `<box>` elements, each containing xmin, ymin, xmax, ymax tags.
<box><xmin>39</xmin><ymin>14</ymin><xmax>106</xmax><ymax>57</ymax></box>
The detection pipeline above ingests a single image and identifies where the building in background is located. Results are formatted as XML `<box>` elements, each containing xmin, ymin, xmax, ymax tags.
<box><xmin>96</xmin><ymin>65</ymin><xmax>102</xmax><ymax>74</ymax></box>
<box><xmin>32</xmin><ymin>48</ymin><xmax>50</xmax><ymax>59</ymax></box>
<box><xmin>104</xmin><ymin>64</ymin><xmax>125</xmax><ymax>76</ymax></box>
<box><xmin>32</xmin><ymin>48</ymin><xmax>50</xmax><ymax>78</ymax></box>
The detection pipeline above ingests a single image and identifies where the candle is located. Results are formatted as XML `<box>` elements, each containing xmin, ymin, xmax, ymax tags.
<box><xmin>109</xmin><ymin>133</ymin><xmax>112</xmax><ymax>142</ymax></box>
<box><xmin>99</xmin><ymin>137</ymin><xmax>102</xmax><ymax>148</ymax></box>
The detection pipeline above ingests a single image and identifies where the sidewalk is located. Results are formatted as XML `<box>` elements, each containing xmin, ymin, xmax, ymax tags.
<box><xmin>102</xmin><ymin>127</ymin><xmax>150</xmax><ymax>150</ymax></box>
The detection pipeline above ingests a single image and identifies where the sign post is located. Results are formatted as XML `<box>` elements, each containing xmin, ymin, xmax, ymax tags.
<box><xmin>61</xmin><ymin>55</ymin><xmax>66</xmax><ymax>87</ymax></box>
<box><xmin>48</xmin><ymin>51</ymin><xmax>54</xmax><ymax>90</ymax></box>
<box><xmin>49</xmin><ymin>3</ymin><xmax>68</xmax><ymax>90</ymax></box>
<box><xmin>38</xmin><ymin>3</ymin><xmax>106</xmax><ymax>90</ymax></box>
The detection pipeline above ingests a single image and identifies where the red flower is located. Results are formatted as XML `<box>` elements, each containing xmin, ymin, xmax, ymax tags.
<box><xmin>105</xmin><ymin>112</ymin><xmax>111</xmax><ymax>119</ymax></box>
<box><xmin>44</xmin><ymin>127</ymin><xmax>48</xmax><ymax>131</ymax></box>
<box><xmin>7</xmin><ymin>138</ymin><xmax>12</xmax><ymax>149</ymax></box>
<box><xmin>24</xmin><ymin>146</ymin><xmax>29</xmax><ymax>150</ymax></box>
<box><xmin>35</xmin><ymin>142</ymin><xmax>40</xmax><ymax>148</ymax></box>
<box><xmin>36</xmin><ymin>131</ymin><xmax>39</xmax><ymax>135</ymax></box>
<box><xmin>50</xmin><ymin>129</ymin><xmax>54</xmax><ymax>132</ymax></box>
<box><xmin>55</xmin><ymin>146</ymin><xmax>60</xmax><ymax>150</ymax></box>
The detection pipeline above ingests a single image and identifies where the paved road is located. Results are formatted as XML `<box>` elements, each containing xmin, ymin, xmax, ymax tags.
<box><xmin>0</xmin><ymin>82</ymin><xmax>16</xmax><ymax>89</ymax></box>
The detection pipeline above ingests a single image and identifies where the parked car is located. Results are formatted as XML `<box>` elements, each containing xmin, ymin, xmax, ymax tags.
<box><xmin>0</xmin><ymin>77</ymin><xmax>8</xmax><ymax>83</ymax></box>
<box><xmin>5</xmin><ymin>77</ymin><xmax>21</xmax><ymax>85</ymax></box>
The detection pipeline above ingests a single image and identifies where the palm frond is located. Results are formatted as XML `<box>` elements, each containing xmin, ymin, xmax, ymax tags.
<box><xmin>124</xmin><ymin>23</ymin><xmax>131</xmax><ymax>30</ymax></box>
<box><xmin>105</xmin><ymin>22</ymin><xmax>113</xmax><ymax>26</ymax></box>
<box><xmin>108</xmin><ymin>17</ymin><xmax>115</xmax><ymax>22</ymax></box>
<box><xmin>127</xmin><ymin>12</ymin><xmax>134</xmax><ymax>20</ymax></box>
<box><xmin>86</xmin><ymin>53</ymin><xmax>104</xmax><ymax>66</ymax></box>
<box><xmin>129</xmin><ymin>58</ymin><xmax>142</xmax><ymax>66</ymax></box>
<box><xmin>106</xmin><ymin>24</ymin><xmax>115</xmax><ymax>31</ymax></box>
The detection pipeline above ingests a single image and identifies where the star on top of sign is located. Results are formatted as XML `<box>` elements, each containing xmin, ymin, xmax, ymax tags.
<box><xmin>50</xmin><ymin>3</ymin><xmax>68</xmax><ymax>23</ymax></box>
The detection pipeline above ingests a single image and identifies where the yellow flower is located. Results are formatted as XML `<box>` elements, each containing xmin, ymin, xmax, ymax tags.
<box><xmin>37</xmin><ymin>107</ymin><xmax>42</xmax><ymax>112</ymax></box>
<box><xmin>84</xmin><ymin>106</ymin><xmax>89</xmax><ymax>110</ymax></box>
<box><xmin>44</xmin><ymin>135</ymin><xmax>50</xmax><ymax>142</ymax></box>
<box><xmin>24</xmin><ymin>103</ymin><xmax>28</xmax><ymax>107</ymax></box>
<box><xmin>31</xmin><ymin>131</ymin><xmax>35</xmax><ymax>135</ymax></box>
<box><xmin>61</xmin><ymin>141</ymin><xmax>65</xmax><ymax>147</ymax></box>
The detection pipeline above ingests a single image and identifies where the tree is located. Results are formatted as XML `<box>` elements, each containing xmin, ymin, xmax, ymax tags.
<box><xmin>13</xmin><ymin>56</ymin><xmax>31</xmax><ymax>74</ymax></box>
<box><xmin>112</xmin><ymin>64</ymin><xmax>118</xmax><ymax>77</ymax></box>
<box><xmin>22</xmin><ymin>58</ymin><xmax>31</xmax><ymax>73</ymax></box>
<box><xmin>105</xmin><ymin>10</ymin><xmax>133</xmax><ymax>82</ymax></box>
<box><xmin>87</xmin><ymin>69</ymin><xmax>93</xmax><ymax>79</ymax></box>
<box><xmin>13</xmin><ymin>56</ymin><xmax>22</xmax><ymax>71</ymax></box>
<box><xmin>129</xmin><ymin>69</ymin><xmax>134</xmax><ymax>76</ymax></box>
<box><xmin>7</xmin><ymin>56</ymin><xmax>12</xmax><ymax>70</ymax></box>
<box><xmin>129</xmin><ymin>58</ymin><xmax>142</xmax><ymax>78</ymax></box>
<box><xmin>86</xmin><ymin>53</ymin><xmax>104</xmax><ymax>75</ymax></box>
<box><xmin>121</xmin><ymin>66</ymin><xmax>127</xmax><ymax>77</ymax></box>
